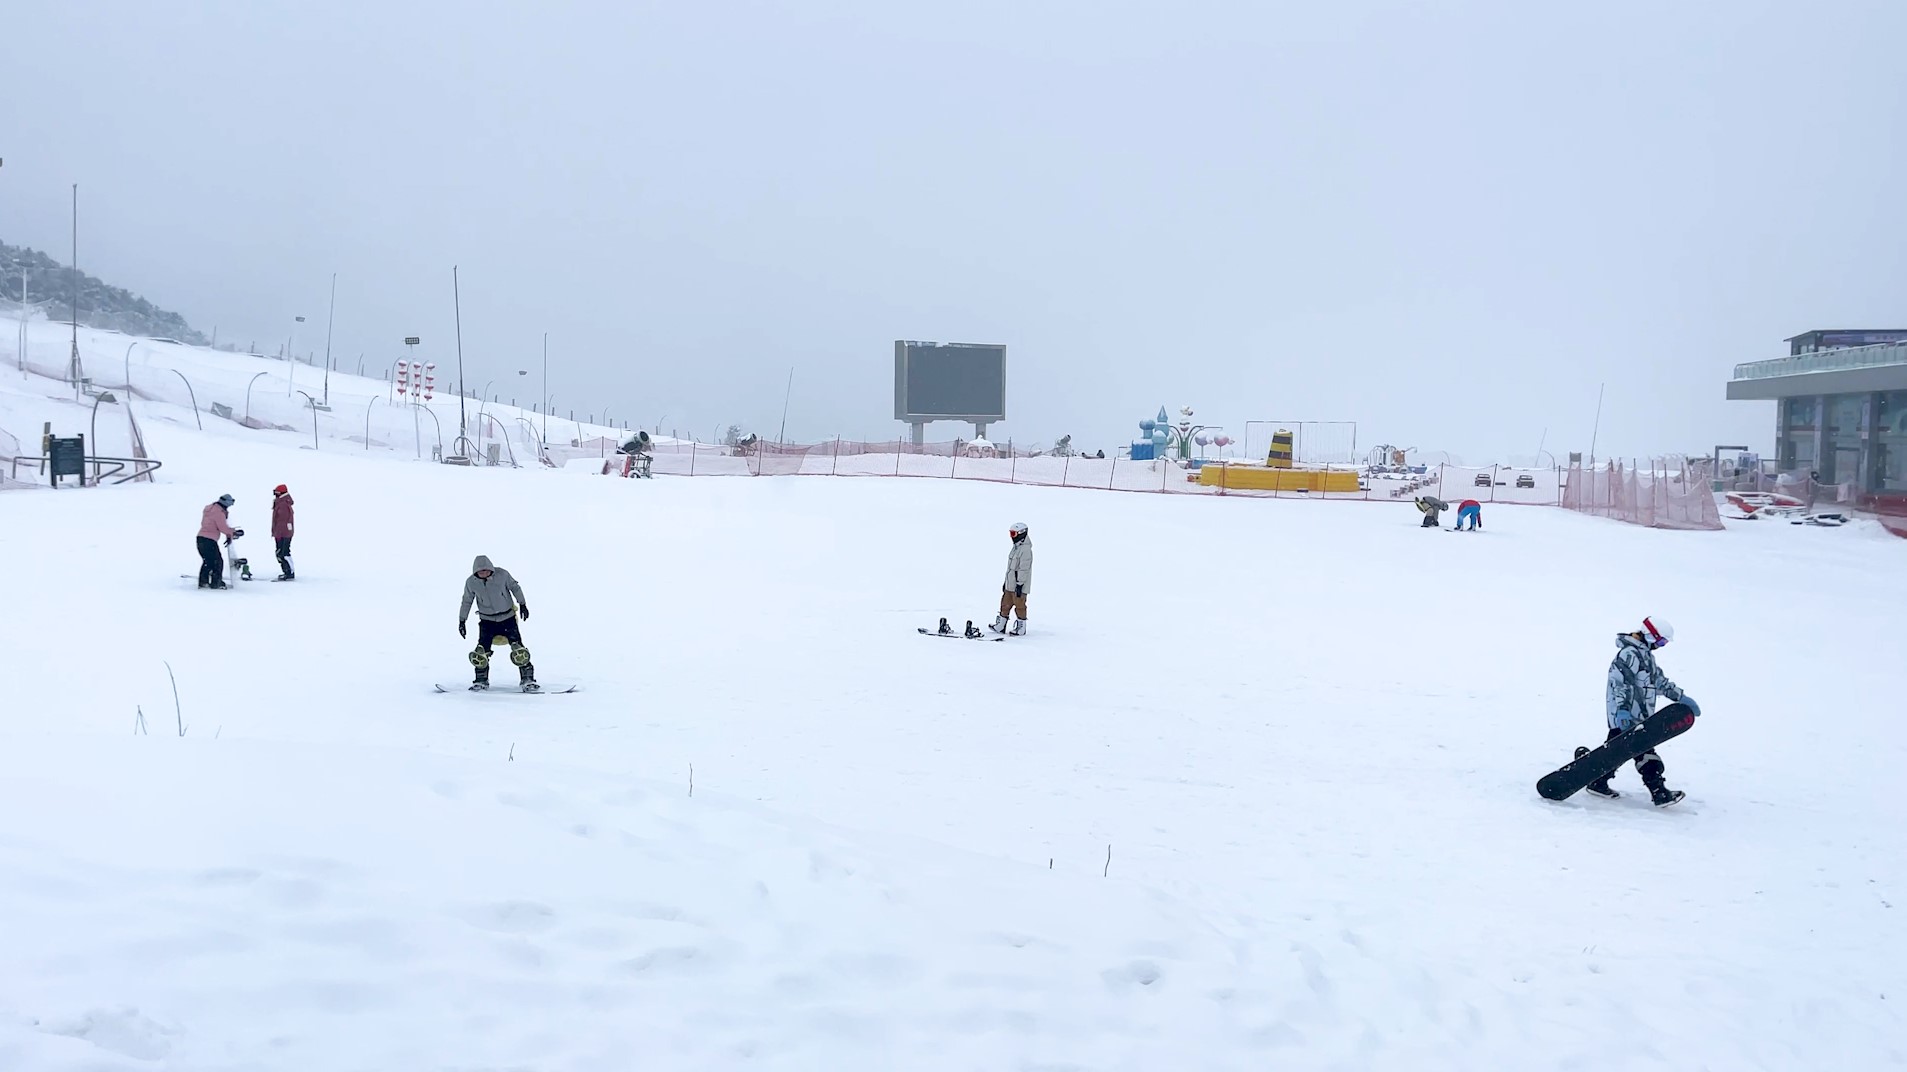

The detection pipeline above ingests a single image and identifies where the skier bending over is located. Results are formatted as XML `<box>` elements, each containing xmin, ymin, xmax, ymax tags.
<box><xmin>271</xmin><ymin>484</ymin><xmax>296</xmax><ymax>580</ymax></box>
<box><xmin>195</xmin><ymin>494</ymin><xmax>244</xmax><ymax>588</ymax></box>
<box><xmin>1454</xmin><ymin>498</ymin><xmax>1482</xmax><ymax>531</ymax></box>
<box><xmin>1591</xmin><ymin>615</ymin><xmax>1700</xmax><ymax>806</ymax></box>
<box><xmin>1414</xmin><ymin>496</ymin><xmax>1448</xmax><ymax>528</ymax></box>
<box><xmin>458</xmin><ymin>555</ymin><xmax>539</xmax><ymax>691</ymax></box>
<box><xmin>989</xmin><ymin>521</ymin><xmax>1033</xmax><ymax>636</ymax></box>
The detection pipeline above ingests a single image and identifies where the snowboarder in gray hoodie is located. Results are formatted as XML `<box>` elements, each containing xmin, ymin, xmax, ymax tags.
<box><xmin>458</xmin><ymin>555</ymin><xmax>539</xmax><ymax>691</ymax></box>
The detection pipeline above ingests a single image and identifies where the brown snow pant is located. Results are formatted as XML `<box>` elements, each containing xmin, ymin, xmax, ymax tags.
<box><xmin>998</xmin><ymin>589</ymin><xmax>1028</xmax><ymax>620</ymax></box>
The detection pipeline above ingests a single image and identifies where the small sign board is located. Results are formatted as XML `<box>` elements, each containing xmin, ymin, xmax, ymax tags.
<box><xmin>48</xmin><ymin>435</ymin><xmax>85</xmax><ymax>486</ymax></box>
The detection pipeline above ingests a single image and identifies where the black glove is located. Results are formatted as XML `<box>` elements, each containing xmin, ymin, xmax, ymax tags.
<box><xmin>518</xmin><ymin>604</ymin><xmax>529</xmax><ymax>621</ymax></box>
<box><xmin>458</xmin><ymin>620</ymin><xmax>467</xmax><ymax>639</ymax></box>
<box><xmin>232</xmin><ymin>529</ymin><xmax>245</xmax><ymax>538</ymax></box>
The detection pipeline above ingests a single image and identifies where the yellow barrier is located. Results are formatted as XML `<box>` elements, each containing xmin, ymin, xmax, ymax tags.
<box><xmin>1197</xmin><ymin>465</ymin><xmax>1361</xmax><ymax>492</ymax></box>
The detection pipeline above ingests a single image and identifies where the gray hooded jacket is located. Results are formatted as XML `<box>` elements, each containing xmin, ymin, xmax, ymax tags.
<box><xmin>460</xmin><ymin>555</ymin><xmax>527</xmax><ymax>622</ymax></box>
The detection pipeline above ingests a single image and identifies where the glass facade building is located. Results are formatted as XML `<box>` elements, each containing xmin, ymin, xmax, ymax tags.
<box><xmin>1728</xmin><ymin>334</ymin><xmax>1907</xmax><ymax>533</ymax></box>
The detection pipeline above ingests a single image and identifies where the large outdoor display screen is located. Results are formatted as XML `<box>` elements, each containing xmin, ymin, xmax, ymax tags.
<box><xmin>894</xmin><ymin>341</ymin><xmax>1006</xmax><ymax>421</ymax></box>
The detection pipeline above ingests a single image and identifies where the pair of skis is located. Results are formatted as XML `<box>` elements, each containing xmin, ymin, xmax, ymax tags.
<box><xmin>918</xmin><ymin>617</ymin><xmax>1006</xmax><ymax>642</ymax></box>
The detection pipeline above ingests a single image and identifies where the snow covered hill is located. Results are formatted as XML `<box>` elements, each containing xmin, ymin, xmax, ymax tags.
<box><xmin>1</xmin><ymin>329</ymin><xmax>1903</xmax><ymax>1070</ymax></box>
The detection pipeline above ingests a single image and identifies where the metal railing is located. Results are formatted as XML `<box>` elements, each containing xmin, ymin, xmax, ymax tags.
<box><xmin>1732</xmin><ymin>342</ymin><xmax>1907</xmax><ymax>381</ymax></box>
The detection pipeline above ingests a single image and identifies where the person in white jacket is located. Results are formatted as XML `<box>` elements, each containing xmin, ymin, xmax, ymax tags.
<box><xmin>990</xmin><ymin>522</ymin><xmax>1033</xmax><ymax>635</ymax></box>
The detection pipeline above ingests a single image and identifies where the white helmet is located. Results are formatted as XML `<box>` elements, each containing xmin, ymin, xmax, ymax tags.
<box><xmin>1009</xmin><ymin>521</ymin><xmax>1028</xmax><ymax>537</ymax></box>
<box><xmin>1641</xmin><ymin>616</ymin><xmax>1674</xmax><ymax>649</ymax></box>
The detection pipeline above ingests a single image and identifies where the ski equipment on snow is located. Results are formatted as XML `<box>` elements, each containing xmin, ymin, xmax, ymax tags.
<box><xmin>1537</xmin><ymin>702</ymin><xmax>1696</xmax><ymax>801</ymax></box>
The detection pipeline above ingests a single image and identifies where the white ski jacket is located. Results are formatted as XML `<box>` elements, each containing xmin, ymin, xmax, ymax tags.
<box><xmin>1003</xmin><ymin>537</ymin><xmax>1033</xmax><ymax>594</ymax></box>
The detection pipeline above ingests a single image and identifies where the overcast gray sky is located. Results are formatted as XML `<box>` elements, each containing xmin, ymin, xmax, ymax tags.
<box><xmin>5</xmin><ymin>0</ymin><xmax>1903</xmax><ymax>460</ymax></box>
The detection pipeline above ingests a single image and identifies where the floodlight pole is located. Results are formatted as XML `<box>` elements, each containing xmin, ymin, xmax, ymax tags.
<box><xmin>452</xmin><ymin>266</ymin><xmax>467</xmax><ymax>452</ymax></box>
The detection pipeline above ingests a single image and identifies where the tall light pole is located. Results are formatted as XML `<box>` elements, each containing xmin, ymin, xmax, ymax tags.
<box><xmin>542</xmin><ymin>332</ymin><xmax>549</xmax><ymax>446</ymax></box>
<box><xmin>321</xmin><ymin>273</ymin><xmax>336</xmax><ymax>405</ymax></box>
<box><xmin>69</xmin><ymin>183</ymin><xmax>81</xmax><ymax>390</ymax></box>
<box><xmin>285</xmin><ymin>315</ymin><xmax>305</xmax><ymax>396</ymax></box>
<box><xmin>451</xmin><ymin>266</ymin><xmax>467</xmax><ymax>452</ymax></box>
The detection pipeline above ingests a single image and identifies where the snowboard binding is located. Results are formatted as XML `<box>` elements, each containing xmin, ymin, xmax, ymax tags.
<box><xmin>937</xmin><ymin>617</ymin><xmax>953</xmax><ymax>636</ymax></box>
<box><xmin>963</xmin><ymin>620</ymin><xmax>984</xmax><ymax>639</ymax></box>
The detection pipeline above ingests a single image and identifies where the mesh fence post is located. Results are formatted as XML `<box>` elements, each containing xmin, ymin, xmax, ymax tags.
<box><xmin>1108</xmin><ymin>451</ymin><xmax>1117</xmax><ymax>490</ymax></box>
<box><xmin>951</xmin><ymin>447</ymin><xmax>960</xmax><ymax>480</ymax></box>
<box><xmin>1010</xmin><ymin>441</ymin><xmax>1018</xmax><ymax>484</ymax></box>
<box><xmin>1062</xmin><ymin>453</ymin><xmax>1071</xmax><ymax>487</ymax></box>
<box><xmin>832</xmin><ymin>436</ymin><xmax>840</xmax><ymax>476</ymax></box>
<box><xmin>1490</xmin><ymin>464</ymin><xmax>1499</xmax><ymax>503</ymax></box>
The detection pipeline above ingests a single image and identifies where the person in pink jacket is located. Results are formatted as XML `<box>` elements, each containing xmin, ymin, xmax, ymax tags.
<box><xmin>195</xmin><ymin>494</ymin><xmax>244</xmax><ymax>588</ymax></box>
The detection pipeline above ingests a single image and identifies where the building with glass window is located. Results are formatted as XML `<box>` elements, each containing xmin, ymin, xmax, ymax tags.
<box><xmin>1727</xmin><ymin>331</ymin><xmax>1907</xmax><ymax>534</ymax></box>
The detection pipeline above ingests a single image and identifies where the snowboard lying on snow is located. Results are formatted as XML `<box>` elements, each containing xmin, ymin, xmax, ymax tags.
<box><xmin>433</xmin><ymin>683</ymin><xmax>580</xmax><ymax>695</ymax></box>
<box><xmin>1537</xmin><ymin>703</ymin><xmax>1696</xmax><ymax>801</ymax></box>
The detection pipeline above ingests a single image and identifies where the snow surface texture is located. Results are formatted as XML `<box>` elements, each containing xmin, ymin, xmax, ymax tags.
<box><xmin>2</xmin><ymin>341</ymin><xmax>1905</xmax><ymax>1070</ymax></box>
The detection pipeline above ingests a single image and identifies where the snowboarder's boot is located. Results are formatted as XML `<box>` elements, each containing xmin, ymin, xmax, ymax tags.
<box><xmin>520</xmin><ymin>678</ymin><xmax>542</xmax><ymax>694</ymax></box>
<box><xmin>1009</xmin><ymin>618</ymin><xmax>1027</xmax><ymax>636</ymax></box>
<box><xmin>469</xmin><ymin>646</ymin><xmax>492</xmax><ymax>689</ymax></box>
<box><xmin>938</xmin><ymin>617</ymin><xmax>954</xmax><ymax>636</ymax></box>
<box><xmin>1575</xmin><ymin>746</ymin><xmax>1621</xmax><ymax>798</ymax></box>
<box><xmin>469</xmin><ymin>672</ymin><xmax>490</xmax><ymax>691</ymax></box>
<box><xmin>1650</xmin><ymin>786</ymin><xmax>1686</xmax><ymax>808</ymax></box>
<box><xmin>989</xmin><ymin>615</ymin><xmax>1009</xmax><ymax>633</ymax></box>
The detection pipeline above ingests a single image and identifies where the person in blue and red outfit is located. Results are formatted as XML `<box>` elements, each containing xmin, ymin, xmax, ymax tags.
<box><xmin>1453</xmin><ymin>498</ymin><xmax>1483</xmax><ymax>531</ymax></box>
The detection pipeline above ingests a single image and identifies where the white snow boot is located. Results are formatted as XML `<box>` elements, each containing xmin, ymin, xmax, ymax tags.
<box><xmin>989</xmin><ymin>615</ymin><xmax>1009</xmax><ymax>633</ymax></box>
<box><xmin>1008</xmin><ymin>619</ymin><xmax>1026</xmax><ymax>636</ymax></box>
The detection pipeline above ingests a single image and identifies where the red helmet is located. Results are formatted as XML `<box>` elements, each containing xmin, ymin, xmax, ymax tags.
<box><xmin>273</xmin><ymin>484</ymin><xmax>288</xmax><ymax>495</ymax></box>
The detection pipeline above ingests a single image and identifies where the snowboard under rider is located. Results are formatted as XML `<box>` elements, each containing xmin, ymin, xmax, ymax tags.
<box><xmin>458</xmin><ymin>555</ymin><xmax>539</xmax><ymax>691</ymax></box>
<box><xmin>195</xmin><ymin>494</ymin><xmax>245</xmax><ymax>588</ymax></box>
<box><xmin>271</xmin><ymin>484</ymin><xmax>296</xmax><ymax>581</ymax></box>
<box><xmin>1414</xmin><ymin>496</ymin><xmax>1449</xmax><ymax>528</ymax></box>
<box><xmin>990</xmin><ymin>522</ymin><xmax>1033</xmax><ymax>636</ymax></box>
<box><xmin>1591</xmin><ymin>615</ymin><xmax>1701</xmax><ymax>806</ymax></box>
<box><xmin>1454</xmin><ymin>498</ymin><xmax>1482</xmax><ymax>531</ymax></box>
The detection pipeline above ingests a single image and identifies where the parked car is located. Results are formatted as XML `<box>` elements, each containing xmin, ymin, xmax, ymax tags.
<box><xmin>1474</xmin><ymin>472</ymin><xmax>1492</xmax><ymax>487</ymax></box>
<box><xmin>1515</xmin><ymin>473</ymin><xmax>1536</xmax><ymax>489</ymax></box>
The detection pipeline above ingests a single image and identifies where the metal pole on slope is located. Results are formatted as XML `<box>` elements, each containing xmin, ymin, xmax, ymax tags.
<box><xmin>777</xmin><ymin>366</ymin><xmax>793</xmax><ymax>445</ymax></box>
<box><xmin>286</xmin><ymin>315</ymin><xmax>304</xmax><ymax>396</ymax></box>
<box><xmin>452</xmin><ymin>266</ymin><xmax>467</xmax><ymax>454</ymax></box>
<box><xmin>542</xmin><ymin>332</ymin><xmax>549</xmax><ymax>447</ymax></box>
<box><xmin>70</xmin><ymin>183</ymin><xmax>81</xmax><ymax>393</ymax></box>
<box><xmin>322</xmin><ymin>273</ymin><xmax>336</xmax><ymax>404</ymax></box>
<box><xmin>296</xmin><ymin>390</ymin><xmax>320</xmax><ymax>449</ymax></box>
<box><xmin>1588</xmin><ymin>383</ymin><xmax>1605</xmax><ymax>464</ymax></box>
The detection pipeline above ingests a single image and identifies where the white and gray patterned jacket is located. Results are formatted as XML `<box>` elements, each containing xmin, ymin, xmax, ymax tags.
<box><xmin>1606</xmin><ymin>633</ymin><xmax>1684</xmax><ymax>730</ymax></box>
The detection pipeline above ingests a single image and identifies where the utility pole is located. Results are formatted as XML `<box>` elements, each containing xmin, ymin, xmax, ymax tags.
<box><xmin>542</xmin><ymin>332</ymin><xmax>549</xmax><ymax>446</ymax></box>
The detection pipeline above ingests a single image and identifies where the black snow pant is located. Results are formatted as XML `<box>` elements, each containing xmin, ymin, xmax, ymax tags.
<box><xmin>471</xmin><ymin>616</ymin><xmax>535</xmax><ymax>683</ymax></box>
<box><xmin>275</xmin><ymin>537</ymin><xmax>294</xmax><ymax>577</ymax></box>
<box><xmin>1420</xmin><ymin>513</ymin><xmax>1440</xmax><ymax>528</ymax></box>
<box><xmin>196</xmin><ymin>536</ymin><xmax>223</xmax><ymax>587</ymax></box>
<box><xmin>1601</xmin><ymin>725</ymin><xmax>1668</xmax><ymax>791</ymax></box>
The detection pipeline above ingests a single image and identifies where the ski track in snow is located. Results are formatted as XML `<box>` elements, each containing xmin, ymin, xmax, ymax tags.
<box><xmin>1</xmin><ymin>324</ymin><xmax>1905</xmax><ymax>1070</ymax></box>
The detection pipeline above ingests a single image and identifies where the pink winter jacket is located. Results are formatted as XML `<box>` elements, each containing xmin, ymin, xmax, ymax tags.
<box><xmin>198</xmin><ymin>502</ymin><xmax>236</xmax><ymax>540</ymax></box>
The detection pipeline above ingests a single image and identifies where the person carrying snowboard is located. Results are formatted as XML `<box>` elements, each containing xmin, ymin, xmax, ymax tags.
<box><xmin>989</xmin><ymin>521</ymin><xmax>1033</xmax><ymax>636</ymax></box>
<box><xmin>195</xmin><ymin>494</ymin><xmax>244</xmax><ymax>588</ymax></box>
<box><xmin>1589</xmin><ymin>615</ymin><xmax>1700</xmax><ymax>806</ymax></box>
<box><xmin>270</xmin><ymin>484</ymin><xmax>296</xmax><ymax>580</ymax></box>
<box><xmin>1454</xmin><ymin>498</ymin><xmax>1482</xmax><ymax>531</ymax></box>
<box><xmin>1413</xmin><ymin>495</ymin><xmax>1448</xmax><ymax>528</ymax></box>
<box><xmin>458</xmin><ymin>555</ymin><xmax>539</xmax><ymax>691</ymax></box>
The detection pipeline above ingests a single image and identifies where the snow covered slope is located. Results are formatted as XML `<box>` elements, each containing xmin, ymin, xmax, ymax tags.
<box><xmin>2</xmin><ymin>351</ymin><xmax>1904</xmax><ymax>1069</ymax></box>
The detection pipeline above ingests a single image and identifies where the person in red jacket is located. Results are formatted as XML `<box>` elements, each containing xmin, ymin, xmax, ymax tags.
<box><xmin>1454</xmin><ymin>498</ymin><xmax>1483</xmax><ymax>531</ymax></box>
<box><xmin>271</xmin><ymin>484</ymin><xmax>296</xmax><ymax>581</ymax></box>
